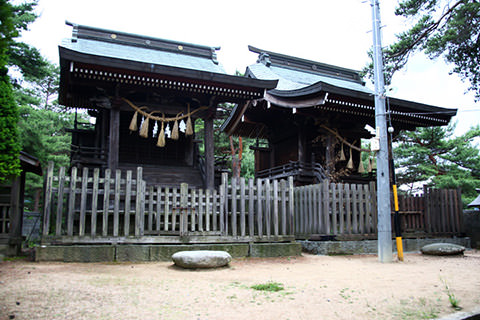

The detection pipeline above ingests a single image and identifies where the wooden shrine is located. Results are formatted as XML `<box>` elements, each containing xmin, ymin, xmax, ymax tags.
<box><xmin>0</xmin><ymin>152</ymin><xmax>42</xmax><ymax>256</ymax></box>
<box><xmin>59</xmin><ymin>22</ymin><xmax>276</xmax><ymax>189</ymax></box>
<box><xmin>222</xmin><ymin>46</ymin><xmax>457</xmax><ymax>184</ymax></box>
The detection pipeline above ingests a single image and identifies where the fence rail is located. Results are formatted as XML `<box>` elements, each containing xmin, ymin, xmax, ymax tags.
<box><xmin>42</xmin><ymin>163</ymin><xmax>295</xmax><ymax>244</ymax></box>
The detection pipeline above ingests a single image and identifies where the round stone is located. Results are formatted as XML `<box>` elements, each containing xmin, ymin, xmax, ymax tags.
<box><xmin>421</xmin><ymin>243</ymin><xmax>465</xmax><ymax>256</ymax></box>
<box><xmin>171</xmin><ymin>250</ymin><xmax>232</xmax><ymax>269</ymax></box>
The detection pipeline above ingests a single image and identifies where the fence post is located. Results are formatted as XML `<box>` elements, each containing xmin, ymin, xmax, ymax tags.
<box><xmin>238</xmin><ymin>178</ymin><xmax>245</xmax><ymax>236</ymax></box>
<box><xmin>198</xmin><ymin>189</ymin><xmax>204</xmax><ymax>232</ymax></box>
<box><xmin>206</xmin><ymin>188</ymin><xmax>211</xmax><ymax>232</ymax></box>
<box><xmin>124</xmin><ymin>170</ymin><xmax>132</xmax><ymax>236</ymax></box>
<box><xmin>79</xmin><ymin>167</ymin><xmax>89</xmax><ymax>236</ymax></box>
<box><xmin>221</xmin><ymin>172</ymin><xmax>228</xmax><ymax>235</ymax></box>
<box><xmin>369</xmin><ymin>181</ymin><xmax>377</xmax><ymax>233</ymax></box>
<box><xmin>281</xmin><ymin>179</ymin><xmax>287</xmax><ymax>236</ymax></box>
<box><xmin>102</xmin><ymin>169</ymin><xmax>110</xmax><ymax>237</ymax></box>
<box><xmin>423</xmin><ymin>185</ymin><xmax>431</xmax><ymax>233</ymax></box>
<box><xmin>135</xmin><ymin>167</ymin><xmax>143</xmax><ymax>237</ymax></box>
<box><xmin>331</xmin><ymin>183</ymin><xmax>337</xmax><ymax>235</ymax></box>
<box><xmin>323</xmin><ymin>180</ymin><xmax>330</xmax><ymax>235</ymax></box>
<box><xmin>180</xmin><ymin>183</ymin><xmax>188</xmax><ymax>236</ymax></box>
<box><xmin>91</xmin><ymin>168</ymin><xmax>99</xmax><ymax>237</ymax></box>
<box><xmin>55</xmin><ymin>166</ymin><xmax>65</xmax><ymax>237</ymax></box>
<box><xmin>273</xmin><ymin>179</ymin><xmax>279</xmax><ymax>237</ymax></box>
<box><xmin>231</xmin><ymin>178</ymin><xmax>237</xmax><ymax>237</ymax></box>
<box><xmin>67</xmin><ymin>167</ymin><xmax>78</xmax><ymax>237</ymax></box>
<box><xmin>191</xmin><ymin>188</ymin><xmax>197</xmax><ymax>232</ymax></box>
<box><xmin>257</xmin><ymin>179</ymin><xmax>263</xmax><ymax>237</ymax></box>
<box><xmin>113</xmin><ymin>169</ymin><xmax>121</xmax><ymax>237</ymax></box>
<box><xmin>148</xmin><ymin>185</ymin><xmax>154</xmax><ymax>233</ymax></box>
<box><xmin>248</xmin><ymin>178</ymin><xmax>255</xmax><ymax>237</ymax></box>
<box><xmin>265</xmin><ymin>179</ymin><xmax>271</xmax><ymax>237</ymax></box>
<box><xmin>456</xmin><ymin>188</ymin><xmax>463</xmax><ymax>233</ymax></box>
<box><xmin>42</xmin><ymin>162</ymin><xmax>54</xmax><ymax>236</ymax></box>
<box><xmin>288</xmin><ymin>176</ymin><xmax>294</xmax><ymax>235</ymax></box>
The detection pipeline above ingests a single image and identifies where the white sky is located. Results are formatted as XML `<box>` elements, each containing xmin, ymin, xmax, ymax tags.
<box><xmin>19</xmin><ymin>0</ymin><xmax>480</xmax><ymax>135</ymax></box>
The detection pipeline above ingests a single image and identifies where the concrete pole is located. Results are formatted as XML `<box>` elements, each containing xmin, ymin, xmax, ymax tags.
<box><xmin>371</xmin><ymin>0</ymin><xmax>393</xmax><ymax>262</ymax></box>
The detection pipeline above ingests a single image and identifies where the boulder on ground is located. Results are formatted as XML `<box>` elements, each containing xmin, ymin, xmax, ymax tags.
<box><xmin>421</xmin><ymin>243</ymin><xmax>465</xmax><ymax>256</ymax></box>
<box><xmin>172</xmin><ymin>250</ymin><xmax>232</xmax><ymax>269</ymax></box>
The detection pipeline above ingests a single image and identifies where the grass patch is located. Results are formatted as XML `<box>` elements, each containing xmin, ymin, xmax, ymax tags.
<box><xmin>2</xmin><ymin>256</ymin><xmax>29</xmax><ymax>262</ymax></box>
<box><xmin>392</xmin><ymin>297</ymin><xmax>440</xmax><ymax>320</ymax></box>
<box><xmin>442</xmin><ymin>278</ymin><xmax>462</xmax><ymax>310</ymax></box>
<box><xmin>251</xmin><ymin>281</ymin><xmax>284</xmax><ymax>292</ymax></box>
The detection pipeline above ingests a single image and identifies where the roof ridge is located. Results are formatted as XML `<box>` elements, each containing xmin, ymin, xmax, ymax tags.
<box><xmin>66</xmin><ymin>21</ymin><xmax>220</xmax><ymax>64</ymax></box>
<box><xmin>248</xmin><ymin>45</ymin><xmax>364</xmax><ymax>85</ymax></box>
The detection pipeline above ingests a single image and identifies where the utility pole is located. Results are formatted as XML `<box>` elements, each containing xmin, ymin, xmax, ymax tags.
<box><xmin>371</xmin><ymin>0</ymin><xmax>393</xmax><ymax>262</ymax></box>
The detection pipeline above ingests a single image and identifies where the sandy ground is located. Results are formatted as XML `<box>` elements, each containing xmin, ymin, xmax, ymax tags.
<box><xmin>0</xmin><ymin>251</ymin><xmax>479</xmax><ymax>320</ymax></box>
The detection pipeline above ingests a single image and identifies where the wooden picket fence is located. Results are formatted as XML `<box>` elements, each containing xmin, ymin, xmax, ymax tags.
<box><xmin>41</xmin><ymin>163</ymin><xmax>295</xmax><ymax>244</ymax></box>
<box><xmin>397</xmin><ymin>194</ymin><xmax>424</xmax><ymax>232</ymax></box>
<box><xmin>294</xmin><ymin>182</ymin><xmax>464</xmax><ymax>239</ymax></box>
<box><xmin>42</xmin><ymin>162</ymin><xmax>464</xmax><ymax>244</ymax></box>
<box><xmin>294</xmin><ymin>181</ymin><xmax>377</xmax><ymax>238</ymax></box>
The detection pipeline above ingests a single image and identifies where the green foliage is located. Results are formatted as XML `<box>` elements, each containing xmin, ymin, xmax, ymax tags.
<box><xmin>394</xmin><ymin>124</ymin><xmax>480</xmax><ymax>205</ymax></box>
<box><xmin>250</xmin><ymin>282</ymin><xmax>284</xmax><ymax>292</ymax></box>
<box><xmin>16</xmin><ymin>103</ymin><xmax>75</xmax><ymax>210</ymax></box>
<box><xmin>0</xmin><ymin>0</ymin><xmax>44</xmax><ymax>183</ymax></box>
<box><xmin>365</xmin><ymin>0</ymin><xmax>480</xmax><ymax>100</ymax></box>
<box><xmin>0</xmin><ymin>75</ymin><xmax>21</xmax><ymax>183</ymax></box>
<box><xmin>441</xmin><ymin>278</ymin><xmax>461</xmax><ymax>310</ymax></box>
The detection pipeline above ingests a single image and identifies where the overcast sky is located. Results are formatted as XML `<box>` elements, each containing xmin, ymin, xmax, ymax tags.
<box><xmin>19</xmin><ymin>0</ymin><xmax>480</xmax><ymax>135</ymax></box>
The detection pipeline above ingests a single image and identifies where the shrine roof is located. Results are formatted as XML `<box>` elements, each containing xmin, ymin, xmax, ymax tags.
<box><xmin>247</xmin><ymin>45</ymin><xmax>372</xmax><ymax>96</ymax></box>
<box><xmin>59</xmin><ymin>23</ymin><xmax>276</xmax><ymax>94</ymax></box>
<box><xmin>222</xmin><ymin>46</ymin><xmax>457</xmax><ymax>137</ymax></box>
<box><xmin>60</xmin><ymin>22</ymin><xmax>225</xmax><ymax>74</ymax></box>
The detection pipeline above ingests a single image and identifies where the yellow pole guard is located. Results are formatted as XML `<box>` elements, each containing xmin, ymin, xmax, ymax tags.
<box><xmin>396</xmin><ymin>236</ymin><xmax>404</xmax><ymax>261</ymax></box>
<box><xmin>393</xmin><ymin>184</ymin><xmax>399</xmax><ymax>211</ymax></box>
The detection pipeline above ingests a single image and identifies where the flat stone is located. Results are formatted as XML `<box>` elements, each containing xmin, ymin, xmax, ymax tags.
<box><xmin>421</xmin><ymin>243</ymin><xmax>465</xmax><ymax>256</ymax></box>
<box><xmin>172</xmin><ymin>250</ymin><xmax>231</xmax><ymax>269</ymax></box>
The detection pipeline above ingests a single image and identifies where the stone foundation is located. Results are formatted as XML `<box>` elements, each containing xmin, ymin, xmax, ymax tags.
<box><xmin>300</xmin><ymin>237</ymin><xmax>471</xmax><ymax>255</ymax></box>
<box><xmin>35</xmin><ymin>242</ymin><xmax>301</xmax><ymax>262</ymax></box>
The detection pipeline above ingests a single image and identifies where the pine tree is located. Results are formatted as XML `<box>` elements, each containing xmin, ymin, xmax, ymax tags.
<box><xmin>364</xmin><ymin>0</ymin><xmax>480</xmax><ymax>100</ymax></box>
<box><xmin>394</xmin><ymin>124</ymin><xmax>480</xmax><ymax>205</ymax></box>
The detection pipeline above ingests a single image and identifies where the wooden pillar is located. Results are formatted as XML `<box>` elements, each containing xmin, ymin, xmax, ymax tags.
<box><xmin>108</xmin><ymin>105</ymin><xmax>120</xmax><ymax>170</ymax></box>
<box><xmin>204</xmin><ymin>116</ymin><xmax>214</xmax><ymax>190</ymax></box>
<box><xmin>298</xmin><ymin>125</ymin><xmax>307</xmax><ymax>164</ymax></box>
<box><xmin>8</xmin><ymin>175</ymin><xmax>22</xmax><ymax>255</ymax></box>
<box><xmin>268</xmin><ymin>139</ymin><xmax>275</xmax><ymax>168</ymax></box>
<box><xmin>185</xmin><ymin>120</ymin><xmax>195</xmax><ymax>166</ymax></box>
<box><xmin>325</xmin><ymin>134</ymin><xmax>335</xmax><ymax>176</ymax></box>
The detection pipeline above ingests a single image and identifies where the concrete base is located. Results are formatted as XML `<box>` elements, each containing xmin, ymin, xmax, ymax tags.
<box><xmin>35</xmin><ymin>242</ymin><xmax>301</xmax><ymax>262</ymax></box>
<box><xmin>300</xmin><ymin>237</ymin><xmax>471</xmax><ymax>256</ymax></box>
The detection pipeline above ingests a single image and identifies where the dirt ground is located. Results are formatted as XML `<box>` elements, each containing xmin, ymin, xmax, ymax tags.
<box><xmin>0</xmin><ymin>250</ymin><xmax>479</xmax><ymax>320</ymax></box>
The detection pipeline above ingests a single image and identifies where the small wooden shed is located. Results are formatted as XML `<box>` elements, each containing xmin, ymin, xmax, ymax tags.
<box><xmin>0</xmin><ymin>152</ymin><xmax>42</xmax><ymax>256</ymax></box>
<box><xmin>222</xmin><ymin>46</ymin><xmax>457</xmax><ymax>184</ymax></box>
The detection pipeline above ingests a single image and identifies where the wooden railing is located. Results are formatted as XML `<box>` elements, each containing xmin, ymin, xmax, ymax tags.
<box><xmin>256</xmin><ymin>161</ymin><xmax>327</xmax><ymax>183</ymax></box>
<box><xmin>70</xmin><ymin>145</ymin><xmax>107</xmax><ymax>166</ymax></box>
<box><xmin>41</xmin><ymin>163</ymin><xmax>295</xmax><ymax>244</ymax></box>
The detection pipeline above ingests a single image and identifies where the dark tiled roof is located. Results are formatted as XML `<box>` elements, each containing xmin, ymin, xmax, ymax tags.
<box><xmin>61</xmin><ymin>21</ymin><xmax>225</xmax><ymax>74</ymax></box>
<box><xmin>247</xmin><ymin>45</ymin><xmax>371</xmax><ymax>94</ymax></box>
